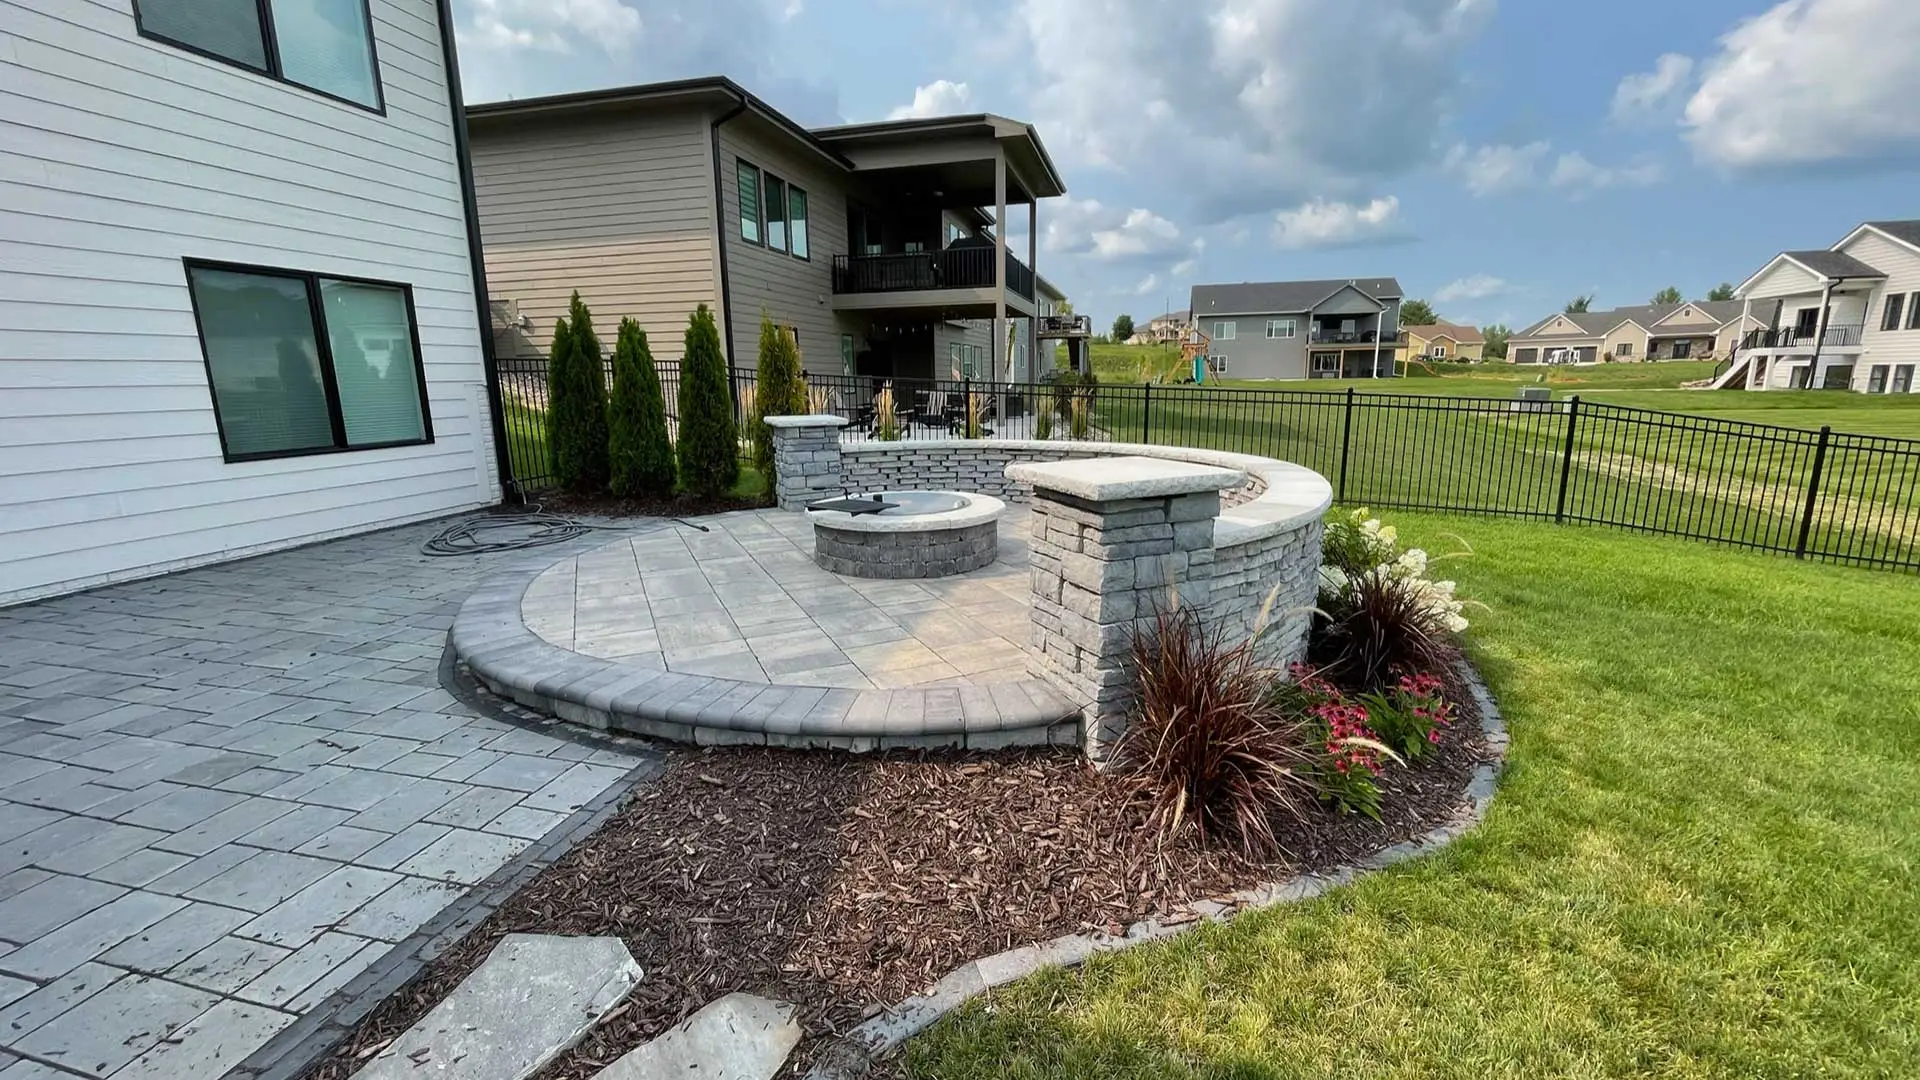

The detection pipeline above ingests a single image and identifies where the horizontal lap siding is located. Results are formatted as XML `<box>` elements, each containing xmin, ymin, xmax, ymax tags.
<box><xmin>470</xmin><ymin>107</ymin><xmax>716</xmax><ymax>365</ymax></box>
<box><xmin>0</xmin><ymin>0</ymin><xmax>495</xmax><ymax>606</ymax></box>
<box><xmin>1850</xmin><ymin>234</ymin><xmax>1920</xmax><ymax>386</ymax></box>
<box><xmin>717</xmin><ymin>115</ymin><xmax>861</xmax><ymax>374</ymax></box>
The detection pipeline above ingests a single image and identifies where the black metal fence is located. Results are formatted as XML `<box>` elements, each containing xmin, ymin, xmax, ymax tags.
<box><xmin>494</xmin><ymin>359</ymin><xmax>1920</xmax><ymax>572</ymax></box>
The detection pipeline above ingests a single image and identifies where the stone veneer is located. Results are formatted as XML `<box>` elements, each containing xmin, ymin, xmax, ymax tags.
<box><xmin>766</xmin><ymin>414</ymin><xmax>848</xmax><ymax>510</ymax></box>
<box><xmin>813</xmin><ymin>519</ymin><xmax>999</xmax><ymax>579</ymax></box>
<box><xmin>840</xmin><ymin>440</ymin><xmax>1270</xmax><ymax>508</ymax></box>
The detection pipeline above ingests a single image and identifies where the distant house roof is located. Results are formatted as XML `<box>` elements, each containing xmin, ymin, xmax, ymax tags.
<box><xmin>1190</xmin><ymin>277</ymin><xmax>1403</xmax><ymax>317</ymax></box>
<box><xmin>1409</xmin><ymin>320</ymin><xmax>1484</xmax><ymax>344</ymax></box>
<box><xmin>1782</xmin><ymin>250</ymin><xmax>1887</xmax><ymax>280</ymax></box>
<box><xmin>1514</xmin><ymin>300</ymin><xmax>1752</xmax><ymax>341</ymax></box>
<box><xmin>1150</xmin><ymin>309</ymin><xmax>1190</xmax><ymax>323</ymax></box>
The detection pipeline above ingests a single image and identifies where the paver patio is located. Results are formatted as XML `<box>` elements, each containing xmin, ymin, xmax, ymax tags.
<box><xmin>0</xmin><ymin>519</ymin><xmax>651</xmax><ymax>1079</ymax></box>
<box><xmin>520</xmin><ymin>507</ymin><xmax>1036</xmax><ymax>689</ymax></box>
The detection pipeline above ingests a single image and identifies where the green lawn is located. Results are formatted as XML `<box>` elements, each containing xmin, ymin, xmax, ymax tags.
<box><xmin>906</xmin><ymin>515</ymin><xmax>1920</xmax><ymax>1079</ymax></box>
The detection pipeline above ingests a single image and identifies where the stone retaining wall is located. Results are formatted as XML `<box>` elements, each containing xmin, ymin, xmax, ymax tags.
<box><xmin>841</xmin><ymin>442</ymin><xmax>1269</xmax><ymax>508</ymax></box>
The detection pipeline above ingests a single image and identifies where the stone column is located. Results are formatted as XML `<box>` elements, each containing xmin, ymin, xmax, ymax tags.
<box><xmin>1007</xmin><ymin>456</ymin><xmax>1242</xmax><ymax>761</ymax></box>
<box><xmin>765</xmin><ymin>415</ymin><xmax>847</xmax><ymax>510</ymax></box>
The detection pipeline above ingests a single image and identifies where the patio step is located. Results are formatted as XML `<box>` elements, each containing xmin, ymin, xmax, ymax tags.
<box><xmin>452</xmin><ymin>564</ymin><xmax>1082</xmax><ymax>752</ymax></box>
<box><xmin>351</xmin><ymin>935</ymin><xmax>641</xmax><ymax>1080</ymax></box>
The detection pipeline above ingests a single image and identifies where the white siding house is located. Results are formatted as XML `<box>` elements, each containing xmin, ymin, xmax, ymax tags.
<box><xmin>1</xmin><ymin>0</ymin><xmax>503</xmax><ymax>606</ymax></box>
<box><xmin>1731</xmin><ymin>221</ymin><xmax>1920</xmax><ymax>394</ymax></box>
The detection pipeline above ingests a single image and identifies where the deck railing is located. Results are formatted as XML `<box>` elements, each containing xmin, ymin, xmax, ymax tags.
<box><xmin>831</xmin><ymin>249</ymin><xmax>1035</xmax><ymax>301</ymax></box>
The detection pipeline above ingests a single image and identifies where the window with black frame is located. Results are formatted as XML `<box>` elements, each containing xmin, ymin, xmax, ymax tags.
<box><xmin>185</xmin><ymin>261</ymin><xmax>431</xmax><ymax>461</ymax></box>
<box><xmin>133</xmin><ymin>0</ymin><xmax>383</xmax><ymax>110</ymax></box>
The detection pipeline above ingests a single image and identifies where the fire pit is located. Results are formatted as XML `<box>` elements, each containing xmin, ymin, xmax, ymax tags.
<box><xmin>807</xmin><ymin>490</ymin><xmax>1005</xmax><ymax>579</ymax></box>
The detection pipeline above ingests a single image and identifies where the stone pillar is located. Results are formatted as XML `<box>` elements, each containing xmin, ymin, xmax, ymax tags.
<box><xmin>765</xmin><ymin>415</ymin><xmax>847</xmax><ymax>510</ymax></box>
<box><xmin>1007</xmin><ymin>456</ymin><xmax>1242</xmax><ymax>761</ymax></box>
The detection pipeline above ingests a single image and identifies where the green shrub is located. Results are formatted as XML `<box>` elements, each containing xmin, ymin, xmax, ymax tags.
<box><xmin>1033</xmin><ymin>402</ymin><xmax>1054</xmax><ymax>440</ymax></box>
<box><xmin>676</xmin><ymin>303</ymin><xmax>739</xmax><ymax>498</ymax></box>
<box><xmin>750</xmin><ymin>315</ymin><xmax>807</xmax><ymax>485</ymax></box>
<box><xmin>607</xmin><ymin>317</ymin><xmax>675</xmax><ymax>499</ymax></box>
<box><xmin>545</xmin><ymin>292</ymin><xmax>610</xmax><ymax>494</ymax></box>
<box><xmin>1311</xmin><ymin>510</ymin><xmax>1469</xmax><ymax>693</ymax></box>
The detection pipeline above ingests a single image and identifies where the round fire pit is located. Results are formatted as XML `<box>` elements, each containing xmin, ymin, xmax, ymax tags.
<box><xmin>807</xmin><ymin>490</ymin><xmax>1005</xmax><ymax>579</ymax></box>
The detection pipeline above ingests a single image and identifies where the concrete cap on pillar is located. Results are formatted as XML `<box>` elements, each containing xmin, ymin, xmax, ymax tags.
<box><xmin>763</xmin><ymin>414</ymin><xmax>848</xmax><ymax>428</ymax></box>
<box><xmin>1006</xmin><ymin>456</ymin><xmax>1243</xmax><ymax>501</ymax></box>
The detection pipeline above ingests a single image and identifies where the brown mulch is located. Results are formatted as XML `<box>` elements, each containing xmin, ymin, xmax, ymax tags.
<box><xmin>301</xmin><ymin>665</ymin><xmax>1491</xmax><ymax>1080</ymax></box>
<box><xmin>535</xmin><ymin>488</ymin><xmax>771</xmax><ymax>520</ymax></box>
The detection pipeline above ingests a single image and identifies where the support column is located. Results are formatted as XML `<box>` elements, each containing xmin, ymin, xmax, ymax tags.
<box><xmin>1007</xmin><ymin>456</ymin><xmax>1240</xmax><ymax>761</ymax></box>
<box><xmin>1028</xmin><ymin>198</ymin><xmax>1040</xmax><ymax>382</ymax></box>
<box><xmin>765</xmin><ymin>415</ymin><xmax>847</xmax><ymax>510</ymax></box>
<box><xmin>993</xmin><ymin>151</ymin><xmax>1008</xmax><ymax>386</ymax></box>
<box><xmin>1809</xmin><ymin>281</ymin><xmax>1834</xmax><ymax>387</ymax></box>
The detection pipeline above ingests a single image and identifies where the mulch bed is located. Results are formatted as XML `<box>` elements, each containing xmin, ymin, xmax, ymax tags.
<box><xmin>301</xmin><ymin>659</ymin><xmax>1491</xmax><ymax>1080</ymax></box>
<box><xmin>534</xmin><ymin>489</ymin><xmax>771</xmax><ymax>520</ymax></box>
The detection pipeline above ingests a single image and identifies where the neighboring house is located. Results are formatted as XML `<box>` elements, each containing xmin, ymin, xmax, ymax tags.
<box><xmin>1507</xmin><ymin>301</ymin><xmax>1758</xmax><ymax>365</ymax></box>
<box><xmin>1130</xmin><ymin>310</ymin><xmax>1189</xmax><ymax>344</ymax></box>
<box><xmin>466</xmin><ymin>79</ymin><xmax>1067</xmax><ymax>392</ymax></box>
<box><xmin>1188</xmin><ymin>278</ymin><xmax>1403</xmax><ymax>380</ymax></box>
<box><xmin>1727</xmin><ymin>221</ymin><xmax>1920</xmax><ymax>394</ymax></box>
<box><xmin>1</xmin><ymin>0</ymin><xmax>503</xmax><ymax>606</ymax></box>
<box><xmin>1403</xmin><ymin>321</ymin><xmax>1485</xmax><ymax>363</ymax></box>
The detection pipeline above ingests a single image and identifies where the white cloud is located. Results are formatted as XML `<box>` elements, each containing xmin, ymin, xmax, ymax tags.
<box><xmin>1270</xmin><ymin>196</ymin><xmax>1404</xmax><ymax>249</ymax></box>
<box><xmin>462</xmin><ymin>0</ymin><xmax>643</xmax><ymax>54</ymax></box>
<box><xmin>1018</xmin><ymin>0</ymin><xmax>1494</xmax><ymax>219</ymax></box>
<box><xmin>1434</xmin><ymin>274</ymin><xmax>1510</xmax><ymax>304</ymax></box>
<box><xmin>1683</xmin><ymin>0</ymin><xmax>1920</xmax><ymax>168</ymax></box>
<box><xmin>1133</xmin><ymin>273</ymin><xmax>1162</xmax><ymax>296</ymax></box>
<box><xmin>1442</xmin><ymin>141</ymin><xmax>1550</xmax><ymax>196</ymax></box>
<box><xmin>1549</xmin><ymin>152</ymin><xmax>1664</xmax><ymax>191</ymax></box>
<box><xmin>1043</xmin><ymin>196</ymin><xmax>1187</xmax><ymax>260</ymax></box>
<box><xmin>1611</xmin><ymin>53</ymin><xmax>1694</xmax><ymax>122</ymax></box>
<box><xmin>888</xmin><ymin>80</ymin><xmax>974</xmax><ymax>120</ymax></box>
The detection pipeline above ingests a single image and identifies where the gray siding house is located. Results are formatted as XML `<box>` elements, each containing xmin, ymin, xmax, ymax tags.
<box><xmin>1189</xmin><ymin>278</ymin><xmax>1403</xmax><ymax>380</ymax></box>
<box><xmin>467</xmin><ymin>78</ymin><xmax>1070</xmax><ymax>393</ymax></box>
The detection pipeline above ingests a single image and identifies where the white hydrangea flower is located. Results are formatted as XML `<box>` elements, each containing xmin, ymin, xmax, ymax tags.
<box><xmin>1392</xmin><ymin>548</ymin><xmax>1428</xmax><ymax>579</ymax></box>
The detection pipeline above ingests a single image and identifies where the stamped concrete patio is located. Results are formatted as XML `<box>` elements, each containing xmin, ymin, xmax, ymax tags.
<box><xmin>0</xmin><ymin>521</ymin><xmax>652</xmax><ymax>1080</ymax></box>
<box><xmin>519</xmin><ymin>507</ymin><xmax>1036</xmax><ymax>690</ymax></box>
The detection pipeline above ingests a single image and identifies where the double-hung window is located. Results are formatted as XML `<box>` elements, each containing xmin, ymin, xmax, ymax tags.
<box><xmin>134</xmin><ymin>0</ymin><xmax>383</xmax><ymax>111</ymax></box>
<box><xmin>1909</xmin><ymin>293</ymin><xmax>1920</xmax><ymax>331</ymax></box>
<box><xmin>736</xmin><ymin>158</ymin><xmax>809</xmax><ymax>259</ymax></box>
<box><xmin>1895</xmin><ymin>365</ymin><xmax>1915</xmax><ymax>393</ymax></box>
<box><xmin>737</xmin><ymin>161</ymin><xmax>763</xmax><ymax>245</ymax></box>
<box><xmin>185</xmin><ymin>260</ymin><xmax>431</xmax><ymax>461</ymax></box>
<box><xmin>1867</xmin><ymin>365</ymin><xmax>1889</xmax><ymax>393</ymax></box>
<box><xmin>1265</xmin><ymin>318</ymin><xmax>1294</xmax><ymax>339</ymax></box>
<box><xmin>1213</xmin><ymin>320</ymin><xmax>1237</xmax><ymax>341</ymax></box>
<box><xmin>1883</xmin><ymin>292</ymin><xmax>1907</xmax><ymax>332</ymax></box>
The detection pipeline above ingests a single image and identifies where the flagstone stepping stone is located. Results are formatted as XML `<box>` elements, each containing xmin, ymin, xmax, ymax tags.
<box><xmin>593</xmin><ymin>992</ymin><xmax>800</xmax><ymax>1080</ymax></box>
<box><xmin>353</xmin><ymin>934</ymin><xmax>641</xmax><ymax>1080</ymax></box>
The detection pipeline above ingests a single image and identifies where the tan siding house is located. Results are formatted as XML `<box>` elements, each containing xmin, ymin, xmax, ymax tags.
<box><xmin>472</xmin><ymin>107</ymin><xmax>715</xmax><ymax>364</ymax></box>
<box><xmin>467</xmin><ymin>78</ymin><xmax>1071</xmax><ymax>390</ymax></box>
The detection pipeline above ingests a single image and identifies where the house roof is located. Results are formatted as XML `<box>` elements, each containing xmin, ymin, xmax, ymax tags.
<box><xmin>1150</xmin><ymin>309</ymin><xmax>1190</xmax><ymax>323</ymax></box>
<box><xmin>1862</xmin><ymin>220</ymin><xmax>1920</xmax><ymax>251</ymax></box>
<box><xmin>1514</xmin><ymin>300</ymin><xmax>1751</xmax><ymax>341</ymax></box>
<box><xmin>1782</xmin><ymin>250</ymin><xmax>1886</xmax><ymax>280</ymax></box>
<box><xmin>812</xmin><ymin>114</ymin><xmax>1067</xmax><ymax>199</ymax></box>
<box><xmin>1409</xmin><ymin>319</ymin><xmax>1483</xmax><ymax>344</ymax></box>
<box><xmin>1189</xmin><ymin>277</ymin><xmax>1403</xmax><ymax>317</ymax></box>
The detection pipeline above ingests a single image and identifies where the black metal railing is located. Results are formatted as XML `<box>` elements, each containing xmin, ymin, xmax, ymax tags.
<box><xmin>494</xmin><ymin>363</ymin><xmax>1920</xmax><ymax>573</ymax></box>
<box><xmin>831</xmin><ymin>249</ymin><xmax>1036</xmax><ymax>301</ymax></box>
<box><xmin>1741</xmin><ymin>324</ymin><xmax>1864</xmax><ymax>349</ymax></box>
<box><xmin>1310</xmin><ymin>327</ymin><xmax>1381</xmax><ymax>344</ymax></box>
<box><xmin>1037</xmin><ymin>313</ymin><xmax>1092</xmax><ymax>337</ymax></box>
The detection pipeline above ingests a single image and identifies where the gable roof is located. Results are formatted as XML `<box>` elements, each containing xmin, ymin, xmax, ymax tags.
<box><xmin>1860</xmin><ymin>220</ymin><xmax>1920</xmax><ymax>253</ymax></box>
<box><xmin>1190</xmin><ymin>277</ymin><xmax>1402</xmax><ymax>317</ymax></box>
<box><xmin>1409</xmin><ymin>319</ymin><xmax>1484</xmax><ymax>344</ymax></box>
<box><xmin>1516</xmin><ymin>300</ymin><xmax>1757</xmax><ymax>341</ymax></box>
<box><xmin>1783</xmin><ymin>249</ymin><xmax>1886</xmax><ymax>280</ymax></box>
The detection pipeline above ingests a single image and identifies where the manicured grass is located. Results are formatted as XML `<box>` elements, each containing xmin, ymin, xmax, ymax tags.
<box><xmin>905</xmin><ymin>515</ymin><xmax>1920</xmax><ymax>1079</ymax></box>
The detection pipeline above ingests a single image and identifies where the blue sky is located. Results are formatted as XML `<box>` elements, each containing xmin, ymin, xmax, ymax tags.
<box><xmin>451</xmin><ymin>0</ymin><xmax>1920</xmax><ymax>333</ymax></box>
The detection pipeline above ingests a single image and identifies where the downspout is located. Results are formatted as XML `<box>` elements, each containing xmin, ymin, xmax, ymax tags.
<box><xmin>710</xmin><ymin>96</ymin><xmax>749</xmax><ymax>380</ymax></box>
<box><xmin>434</xmin><ymin>0</ymin><xmax>516</xmax><ymax>503</ymax></box>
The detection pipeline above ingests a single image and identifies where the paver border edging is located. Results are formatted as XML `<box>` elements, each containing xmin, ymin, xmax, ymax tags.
<box><xmin>451</xmin><ymin>554</ymin><xmax>1079</xmax><ymax>751</ymax></box>
<box><xmin>799</xmin><ymin>652</ymin><xmax>1510</xmax><ymax>1079</ymax></box>
<box><xmin>221</xmin><ymin>648</ymin><xmax>667</xmax><ymax>1080</ymax></box>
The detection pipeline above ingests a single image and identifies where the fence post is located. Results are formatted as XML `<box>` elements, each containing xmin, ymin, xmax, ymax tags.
<box><xmin>1795</xmin><ymin>426</ymin><xmax>1832</xmax><ymax>559</ymax></box>
<box><xmin>1553</xmin><ymin>395</ymin><xmax>1581</xmax><ymax>524</ymax></box>
<box><xmin>1337</xmin><ymin>386</ymin><xmax>1355</xmax><ymax>504</ymax></box>
<box><xmin>1140</xmin><ymin>382</ymin><xmax>1153</xmax><ymax>444</ymax></box>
